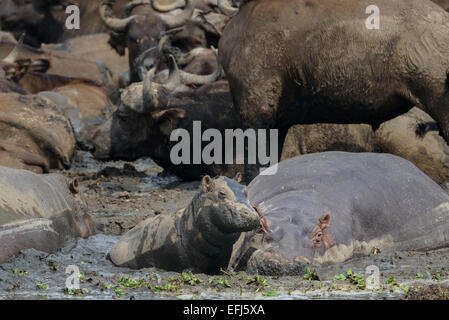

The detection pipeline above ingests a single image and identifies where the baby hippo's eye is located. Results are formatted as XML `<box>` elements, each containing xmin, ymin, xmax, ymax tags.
<box><xmin>316</xmin><ymin>232</ymin><xmax>322</xmax><ymax>238</ymax></box>
<box><xmin>218</xmin><ymin>191</ymin><xmax>226</xmax><ymax>199</ymax></box>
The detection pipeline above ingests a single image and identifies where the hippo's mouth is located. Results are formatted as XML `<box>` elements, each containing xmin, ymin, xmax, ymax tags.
<box><xmin>211</xmin><ymin>203</ymin><xmax>260</xmax><ymax>234</ymax></box>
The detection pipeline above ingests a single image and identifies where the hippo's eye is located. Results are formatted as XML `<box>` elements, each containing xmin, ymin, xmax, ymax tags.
<box><xmin>316</xmin><ymin>232</ymin><xmax>322</xmax><ymax>238</ymax></box>
<box><xmin>218</xmin><ymin>191</ymin><xmax>226</xmax><ymax>199</ymax></box>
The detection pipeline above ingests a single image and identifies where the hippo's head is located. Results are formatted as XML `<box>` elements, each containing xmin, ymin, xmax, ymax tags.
<box><xmin>183</xmin><ymin>175</ymin><xmax>261</xmax><ymax>273</ymax></box>
<box><xmin>197</xmin><ymin>175</ymin><xmax>261</xmax><ymax>234</ymax></box>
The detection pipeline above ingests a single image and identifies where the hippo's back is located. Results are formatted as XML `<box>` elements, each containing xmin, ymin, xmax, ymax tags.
<box><xmin>0</xmin><ymin>166</ymin><xmax>85</xmax><ymax>264</ymax></box>
<box><xmin>0</xmin><ymin>166</ymin><xmax>73</xmax><ymax>225</ymax></box>
<box><xmin>248</xmin><ymin>152</ymin><xmax>449</xmax><ymax>263</ymax></box>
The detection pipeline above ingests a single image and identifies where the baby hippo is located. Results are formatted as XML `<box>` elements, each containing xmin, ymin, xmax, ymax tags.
<box><xmin>108</xmin><ymin>175</ymin><xmax>261</xmax><ymax>274</ymax></box>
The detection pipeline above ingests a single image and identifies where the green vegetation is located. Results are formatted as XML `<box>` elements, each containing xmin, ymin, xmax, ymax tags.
<box><xmin>346</xmin><ymin>269</ymin><xmax>366</xmax><ymax>289</ymax></box>
<box><xmin>303</xmin><ymin>268</ymin><xmax>320</xmax><ymax>281</ymax></box>
<box><xmin>386</xmin><ymin>276</ymin><xmax>399</xmax><ymax>286</ymax></box>
<box><xmin>217</xmin><ymin>278</ymin><xmax>231</xmax><ymax>288</ymax></box>
<box><xmin>13</xmin><ymin>269</ymin><xmax>28</xmax><ymax>277</ymax></box>
<box><xmin>102</xmin><ymin>283</ymin><xmax>113</xmax><ymax>289</ymax></box>
<box><xmin>177</xmin><ymin>272</ymin><xmax>203</xmax><ymax>286</ymax></box>
<box><xmin>432</xmin><ymin>273</ymin><xmax>442</xmax><ymax>281</ymax></box>
<box><xmin>334</xmin><ymin>274</ymin><xmax>346</xmax><ymax>281</ymax></box>
<box><xmin>246</xmin><ymin>274</ymin><xmax>268</xmax><ymax>287</ymax></box>
<box><xmin>333</xmin><ymin>269</ymin><xmax>366</xmax><ymax>289</ymax></box>
<box><xmin>114</xmin><ymin>287</ymin><xmax>125</xmax><ymax>297</ymax></box>
<box><xmin>263</xmin><ymin>289</ymin><xmax>278</xmax><ymax>297</ymax></box>
<box><xmin>36</xmin><ymin>282</ymin><xmax>49</xmax><ymax>290</ymax></box>
<box><xmin>386</xmin><ymin>276</ymin><xmax>408</xmax><ymax>294</ymax></box>
<box><xmin>117</xmin><ymin>277</ymin><xmax>146</xmax><ymax>288</ymax></box>
<box><xmin>64</xmin><ymin>288</ymin><xmax>88</xmax><ymax>296</ymax></box>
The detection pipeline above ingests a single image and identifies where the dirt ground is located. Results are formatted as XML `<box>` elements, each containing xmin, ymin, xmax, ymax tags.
<box><xmin>0</xmin><ymin>151</ymin><xmax>448</xmax><ymax>300</ymax></box>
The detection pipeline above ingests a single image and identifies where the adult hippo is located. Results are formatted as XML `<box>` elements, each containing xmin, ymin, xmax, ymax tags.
<box><xmin>108</xmin><ymin>152</ymin><xmax>449</xmax><ymax>275</ymax></box>
<box><xmin>0</xmin><ymin>166</ymin><xmax>95</xmax><ymax>264</ymax></box>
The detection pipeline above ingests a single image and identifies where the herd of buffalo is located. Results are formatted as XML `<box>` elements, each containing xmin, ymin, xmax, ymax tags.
<box><xmin>1</xmin><ymin>0</ymin><xmax>449</xmax><ymax>276</ymax></box>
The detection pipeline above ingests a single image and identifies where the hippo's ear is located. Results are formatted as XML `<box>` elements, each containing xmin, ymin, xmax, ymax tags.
<box><xmin>233</xmin><ymin>172</ymin><xmax>242</xmax><ymax>183</ymax></box>
<box><xmin>201</xmin><ymin>175</ymin><xmax>213</xmax><ymax>192</ymax></box>
<box><xmin>319</xmin><ymin>212</ymin><xmax>331</xmax><ymax>229</ymax></box>
<box><xmin>152</xmin><ymin>108</ymin><xmax>186</xmax><ymax>135</ymax></box>
<box><xmin>69</xmin><ymin>178</ymin><xmax>80</xmax><ymax>195</ymax></box>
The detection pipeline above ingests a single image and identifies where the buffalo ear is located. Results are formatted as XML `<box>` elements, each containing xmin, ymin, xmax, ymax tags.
<box><xmin>152</xmin><ymin>108</ymin><xmax>186</xmax><ymax>135</ymax></box>
<box><xmin>319</xmin><ymin>212</ymin><xmax>331</xmax><ymax>229</ymax></box>
<box><xmin>201</xmin><ymin>175</ymin><xmax>213</xmax><ymax>192</ymax></box>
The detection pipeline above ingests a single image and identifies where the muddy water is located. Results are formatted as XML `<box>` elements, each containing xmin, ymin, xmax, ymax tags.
<box><xmin>1</xmin><ymin>151</ymin><xmax>449</xmax><ymax>300</ymax></box>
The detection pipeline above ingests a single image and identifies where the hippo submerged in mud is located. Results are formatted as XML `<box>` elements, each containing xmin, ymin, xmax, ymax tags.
<box><xmin>0</xmin><ymin>166</ymin><xmax>95</xmax><ymax>264</ymax></box>
<box><xmin>109</xmin><ymin>152</ymin><xmax>449</xmax><ymax>275</ymax></box>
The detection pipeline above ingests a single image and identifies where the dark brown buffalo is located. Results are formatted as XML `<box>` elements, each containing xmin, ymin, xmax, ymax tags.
<box><xmin>0</xmin><ymin>0</ymin><xmax>128</xmax><ymax>46</ymax></box>
<box><xmin>0</xmin><ymin>0</ymin><xmax>73</xmax><ymax>46</ymax></box>
<box><xmin>53</xmin><ymin>0</ymin><xmax>129</xmax><ymax>41</ymax></box>
<box><xmin>100</xmin><ymin>0</ymin><xmax>196</xmax><ymax>82</ymax></box>
<box><xmin>217</xmin><ymin>0</ymin><xmax>449</xmax><ymax>15</ymax></box>
<box><xmin>92</xmin><ymin>57</ymin><xmax>240</xmax><ymax>180</ymax></box>
<box><xmin>156</xmin><ymin>29</ymin><xmax>219</xmax><ymax>78</ymax></box>
<box><xmin>218</xmin><ymin>0</ymin><xmax>449</xmax><ymax>147</ymax></box>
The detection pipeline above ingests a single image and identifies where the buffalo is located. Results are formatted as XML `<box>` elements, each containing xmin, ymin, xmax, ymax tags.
<box><xmin>218</xmin><ymin>0</ymin><xmax>449</xmax><ymax>157</ymax></box>
<box><xmin>0</xmin><ymin>92</ymin><xmax>75</xmax><ymax>173</ymax></box>
<box><xmin>1</xmin><ymin>35</ymin><xmax>116</xmax><ymax>150</ymax></box>
<box><xmin>91</xmin><ymin>55</ymin><xmax>242</xmax><ymax>180</ymax></box>
<box><xmin>0</xmin><ymin>0</ymin><xmax>73</xmax><ymax>46</ymax></box>
<box><xmin>281</xmin><ymin>107</ymin><xmax>449</xmax><ymax>186</ymax></box>
<box><xmin>99</xmin><ymin>0</ymin><xmax>196</xmax><ymax>82</ymax></box>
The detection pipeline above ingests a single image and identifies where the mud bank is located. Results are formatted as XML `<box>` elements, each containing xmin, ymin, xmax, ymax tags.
<box><xmin>0</xmin><ymin>151</ymin><xmax>448</xmax><ymax>300</ymax></box>
<box><xmin>1</xmin><ymin>234</ymin><xmax>448</xmax><ymax>300</ymax></box>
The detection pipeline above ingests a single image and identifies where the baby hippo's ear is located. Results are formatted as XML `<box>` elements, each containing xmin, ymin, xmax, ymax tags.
<box><xmin>319</xmin><ymin>212</ymin><xmax>331</xmax><ymax>229</ymax></box>
<box><xmin>233</xmin><ymin>172</ymin><xmax>242</xmax><ymax>183</ymax></box>
<box><xmin>201</xmin><ymin>175</ymin><xmax>214</xmax><ymax>192</ymax></box>
<box><xmin>69</xmin><ymin>178</ymin><xmax>80</xmax><ymax>194</ymax></box>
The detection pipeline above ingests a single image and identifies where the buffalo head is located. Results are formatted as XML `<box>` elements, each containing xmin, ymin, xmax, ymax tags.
<box><xmin>99</xmin><ymin>0</ymin><xmax>195</xmax><ymax>82</ymax></box>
